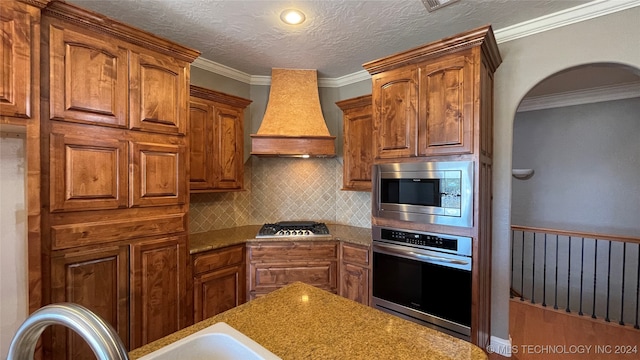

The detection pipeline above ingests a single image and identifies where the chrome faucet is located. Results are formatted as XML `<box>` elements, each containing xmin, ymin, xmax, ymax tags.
<box><xmin>7</xmin><ymin>303</ymin><xmax>129</xmax><ymax>360</ymax></box>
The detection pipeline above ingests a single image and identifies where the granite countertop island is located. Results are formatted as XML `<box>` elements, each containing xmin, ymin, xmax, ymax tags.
<box><xmin>129</xmin><ymin>281</ymin><xmax>488</xmax><ymax>360</ymax></box>
<box><xmin>189</xmin><ymin>224</ymin><xmax>372</xmax><ymax>254</ymax></box>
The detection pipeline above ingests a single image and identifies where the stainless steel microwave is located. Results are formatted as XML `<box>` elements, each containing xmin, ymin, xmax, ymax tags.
<box><xmin>372</xmin><ymin>161</ymin><xmax>474</xmax><ymax>228</ymax></box>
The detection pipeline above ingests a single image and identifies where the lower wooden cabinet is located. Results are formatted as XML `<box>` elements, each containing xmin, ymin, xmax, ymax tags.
<box><xmin>192</xmin><ymin>245</ymin><xmax>246</xmax><ymax>322</ymax></box>
<box><xmin>339</xmin><ymin>243</ymin><xmax>371</xmax><ymax>306</ymax></box>
<box><xmin>130</xmin><ymin>235</ymin><xmax>189</xmax><ymax>349</ymax></box>
<box><xmin>247</xmin><ymin>241</ymin><xmax>338</xmax><ymax>299</ymax></box>
<box><xmin>50</xmin><ymin>245</ymin><xmax>129</xmax><ymax>359</ymax></box>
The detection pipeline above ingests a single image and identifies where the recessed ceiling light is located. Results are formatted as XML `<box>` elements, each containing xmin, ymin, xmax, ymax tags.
<box><xmin>280</xmin><ymin>9</ymin><xmax>306</xmax><ymax>25</ymax></box>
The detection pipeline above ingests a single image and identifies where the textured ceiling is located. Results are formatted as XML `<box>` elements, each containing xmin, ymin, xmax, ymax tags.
<box><xmin>67</xmin><ymin>0</ymin><xmax>593</xmax><ymax>78</ymax></box>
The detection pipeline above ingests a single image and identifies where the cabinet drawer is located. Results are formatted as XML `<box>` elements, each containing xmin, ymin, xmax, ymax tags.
<box><xmin>248</xmin><ymin>242</ymin><xmax>337</xmax><ymax>261</ymax></box>
<box><xmin>342</xmin><ymin>243</ymin><xmax>370</xmax><ymax>266</ymax></box>
<box><xmin>249</xmin><ymin>261</ymin><xmax>337</xmax><ymax>291</ymax></box>
<box><xmin>193</xmin><ymin>245</ymin><xmax>244</xmax><ymax>275</ymax></box>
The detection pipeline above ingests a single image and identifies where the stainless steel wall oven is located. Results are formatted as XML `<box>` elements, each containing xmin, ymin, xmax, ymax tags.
<box><xmin>372</xmin><ymin>226</ymin><xmax>472</xmax><ymax>340</ymax></box>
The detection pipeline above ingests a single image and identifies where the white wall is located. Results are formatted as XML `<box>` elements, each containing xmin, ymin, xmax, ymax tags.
<box><xmin>493</xmin><ymin>6</ymin><xmax>640</xmax><ymax>342</ymax></box>
<box><xmin>512</xmin><ymin>98</ymin><xmax>640</xmax><ymax>236</ymax></box>
<box><xmin>0</xmin><ymin>132</ymin><xmax>28</xmax><ymax>358</ymax></box>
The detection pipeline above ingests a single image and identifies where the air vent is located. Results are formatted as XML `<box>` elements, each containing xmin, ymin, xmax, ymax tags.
<box><xmin>421</xmin><ymin>0</ymin><xmax>460</xmax><ymax>12</ymax></box>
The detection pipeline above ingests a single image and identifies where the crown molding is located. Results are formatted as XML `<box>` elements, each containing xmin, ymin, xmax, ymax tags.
<box><xmin>517</xmin><ymin>81</ymin><xmax>640</xmax><ymax>112</ymax></box>
<box><xmin>192</xmin><ymin>0</ymin><xmax>640</xmax><ymax>86</ymax></box>
<box><xmin>494</xmin><ymin>0</ymin><xmax>640</xmax><ymax>43</ymax></box>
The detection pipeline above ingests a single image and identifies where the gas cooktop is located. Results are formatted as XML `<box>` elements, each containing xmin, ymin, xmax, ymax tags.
<box><xmin>256</xmin><ymin>221</ymin><xmax>331</xmax><ymax>238</ymax></box>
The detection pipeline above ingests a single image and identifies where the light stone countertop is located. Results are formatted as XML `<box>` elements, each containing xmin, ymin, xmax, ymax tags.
<box><xmin>128</xmin><ymin>281</ymin><xmax>488</xmax><ymax>360</ymax></box>
<box><xmin>189</xmin><ymin>224</ymin><xmax>372</xmax><ymax>254</ymax></box>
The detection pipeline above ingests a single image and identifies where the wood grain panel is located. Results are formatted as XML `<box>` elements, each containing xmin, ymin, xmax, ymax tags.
<box><xmin>129</xmin><ymin>51</ymin><xmax>188</xmax><ymax>135</ymax></box>
<box><xmin>214</xmin><ymin>105</ymin><xmax>243</xmax><ymax>189</ymax></box>
<box><xmin>130</xmin><ymin>141</ymin><xmax>186</xmax><ymax>207</ymax></box>
<box><xmin>188</xmin><ymin>98</ymin><xmax>213</xmax><ymax>190</ymax></box>
<box><xmin>130</xmin><ymin>235</ymin><xmax>188</xmax><ymax>349</ymax></box>
<box><xmin>192</xmin><ymin>245</ymin><xmax>244</xmax><ymax>275</ymax></box>
<box><xmin>248</xmin><ymin>242</ymin><xmax>337</xmax><ymax>261</ymax></box>
<box><xmin>372</xmin><ymin>66</ymin><xmax>418</xmax><ymax>159</ymax></box>
<box><xmin>50</xmin><ymin>245</ymin><xmax>129</xmax><ymax>359</ymax></box>
<box><xmin>194</xmin><ymin>265</ymin><xmax>244</xmax><ymax>322</ymax></box>
<box><xmin>340</xmin><ymin>262</ymin><xmax>369</xmax><ymax>305</ymax></box>
<box><xmin>0</xmin><ymin>1</ymin><xmax>32</xmax><ymax>118</ymax></box>
<box><xmin>49</xmin><ymin>131</ymin><xmax>128</xmax><ymax>212</ymax></box>
<box><xmin>341</xmin><ymin>243</ymin><xmax>370</xmax><ymax>266</ymax></box>
<box><xmin>250</xmin><ymin>261</ymin><xmax>337</xmax><ymax>290</ymax></box>
<box><xmin>419</xmin><ymin>52</ymin><xmax>474</xmax><ymax>156</ymax></box>
<box><xmin>337</xmin><ymin>94</ymin><xmax>373</xmax><ymax>191</ymax></box>
<box><xmin>51</xmin><ymin>213</ymin><xmax>186</xmax><ymax>249</ymax></box>
<box><xmin>48</xmin><ymin>23</ymin><xmax>127</xmax><ymax>127</ymax></box>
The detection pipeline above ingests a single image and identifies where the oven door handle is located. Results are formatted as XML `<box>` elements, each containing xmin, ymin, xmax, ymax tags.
<box><xmin>408</xmin><ymin>252</ymin><xmax>469</xmax><ymax>265</ymax></box>
<box><xmin>373</xmin><ymin>243</ymin><xmax>470</xmax><ymax>265</ymax></box>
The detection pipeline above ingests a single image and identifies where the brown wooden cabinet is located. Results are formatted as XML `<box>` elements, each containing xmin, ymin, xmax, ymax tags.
<box><xmin>363</xmin><ymin>25</ymin><xmax>502</xmax><ymax>347</ymax></box>
<box><xmin>189</xmin><ymin>86</ymin><xmax>251</xmax><ymax>192</ymax></box>
<box><xmin>130</xmin><ymin>235</ymin><xmax>189</xmax><ymax>349</ymax></box>
<box><xmin>38</xmin><ymin>1</ymin><xmax>199</xmax><ymax>358</ymax></box>
<box><xmin>370</xmin><ymin>66</ymin><xmax>419</xmax><ymax>159</ymax></box>
<box><xmin>0</xmin><ymin>0</ymin><xmax>44</xmax><ymax>120</ymax></box>
<box><xmin>50</xmin><ymin>245</ymin><xmax>129</xmax><ymax>359</ymax></box>
<box><xmin>419</xmin><ymin>51</ymin><xmax>475</xmax><ymax>156</ymax></box>
<box><xmin>247</xmin><ymin>242</ymin><xmax>338</xmax><ymax>299</ymax></box>
<box><xmin>339</xmin><ymin>243</ymin><xmax>371</xmax><ymax>305</ymax></box>
<box><xmin>192</xmin><ymin>245</ymin><xmax>246</xmax><ymax>322</ymax></box>
<box><xmin>336</xmin><ymin>94</ymin><xmax>373</xmax><ymax>191</ymax></box>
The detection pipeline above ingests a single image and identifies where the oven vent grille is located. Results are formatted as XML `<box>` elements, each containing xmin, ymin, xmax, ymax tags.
<box><xmin>421</xmin><ymin>0</ymin><xmax>460</xmax><ymax>12</ymax></box>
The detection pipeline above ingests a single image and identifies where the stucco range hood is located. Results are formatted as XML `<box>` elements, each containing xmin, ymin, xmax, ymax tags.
<box><xmin>251</xmin><ymin>69</ymin><xmax>336</xmax><ymax>158</ymax></box>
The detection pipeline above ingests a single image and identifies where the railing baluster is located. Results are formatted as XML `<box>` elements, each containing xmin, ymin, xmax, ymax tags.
<box><xmin>605</xmin><ymin>240</ymin><xmax>612</xmax><ymax>322</ymax></box>
<box><xmin>542</xmin><ymin>234</ymin><xmax>547</xmax><ymax>307</ymax></box>
<box><xmin>566</xmin><ymin>236</ymin><xmax>572</xmax><ymax>313</ymax></box>
<box><xmin>521</xmin><ymin>230</ymin><xmax>525</xmax><ymax>301</ymax></box>
<box><xmin>579</xmin><ymin>237</ymin><xmax>585</xmax><ymax>316</ymax></box>
<box><xmin>592</xmin><ymin>239</ymin><xmax>598</xmax><ymax>319</ymax></box>
<box><xmin>619</xmin><ymin>242</ymin><xmax>627</xmax><ymax>326</ymax></box>
<box><xmin>531</xmin><ymin>232</ymin><xmax>536</xmax><ymax>304</ymax></box>
<box><xmin>511</xmin><ymin>229</ymin><xmax>515</xmax><ymax>299</ymax></box>
<box><xmin>554</xmin><ymin>234</ymin><xmax>559</xmax><ymax>310</ymax></box>
<box><xmin>635</xmin><ymin>244</ymin><xmax>639</xmax><ymax>329</ymax></box>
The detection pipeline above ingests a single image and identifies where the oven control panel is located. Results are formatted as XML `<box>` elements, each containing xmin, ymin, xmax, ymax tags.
<box><xmin>380</xmin><ymin>228</ymin><xmax>457</xmax><ymax>250</ymax></box>
<box><xmin>373</xmin><ymin>226</ymin><xmax>472</xmax><ymax>256</ymax></box>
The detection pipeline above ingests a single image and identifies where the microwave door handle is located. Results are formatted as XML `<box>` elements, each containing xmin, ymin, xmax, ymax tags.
<box><xmin>408</xmin><ymin>252</ymin><xmax>469</xmax><ymax>265</ymax></box>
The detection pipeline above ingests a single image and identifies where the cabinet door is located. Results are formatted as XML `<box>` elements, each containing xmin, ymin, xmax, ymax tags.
<box><xmin>130</xmin><ymin>141</ymin><xmax>186</xmax><ymax>207</ymax></box>
<box><xmin>0</xmin><ymin>1</ymin><xmax>35</xmax><ymax>119</ymax></box>
<box><xmin>341</xmin><ymin>97</ymin><xmax>373</xmax><ymax>191</ymax></box>
<box><xmin>50</xmin><ymin>245</ymin><xmax>129</xmax><ymax>359</ymax></box>
<box><xmin>194</xmin><ymin>264</ymin><xmax>245</xmax><ymax>322</ymax></box>
<box><xmin>49</xmin><ymin>128</ymin><xmax>128</xmax><ymax>212</ymax></box>
<box><xmin>372</xmin><ymin>66</ymin><xmax>418</xmax><ymax>159</ymax></box>
<box><xmin>48</xmin><ymin>23</ymin><xmax>128</xmax><ymax>127</ymax></box>
<box><xmin>340</xmin><ymin>243</ymin><xmax>370</xmax><ymax>305</ymax></box>
<box><xmin>129</xmin><ymin>51</ymin><xmax>188</xmax><ymax>135</ymax></box>
<box><xmin>130</xmin><ymin>235</ymin><xmax>188</xmax><ymax>349</ymax></box>
<box><xmin>419</xmin><ymin>52</ymin><xmax>474</xmax><ymax>155</ymax></box>
<box><xmin>212</xmin><ymin>104</ymin><xmax>243</xmax><ymax>190</ymax></box>
<box><xmin>188</xmin><ymin>98</ymin><xmax>214</xmax><ymax>190</ymax></box>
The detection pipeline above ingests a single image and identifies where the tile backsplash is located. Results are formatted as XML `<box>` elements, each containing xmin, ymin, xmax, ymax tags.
<box><xmin>189</xmin><ymin>157</ymin><xmax>371</xmax><ymax>232</ymax></box>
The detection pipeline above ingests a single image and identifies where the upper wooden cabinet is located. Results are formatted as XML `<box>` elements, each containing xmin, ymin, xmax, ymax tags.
<box><xmin>336</xmin><ymin>94</ymin><xmax>373</xmax><ymax>191</ymax></box>
<box><xmin>48</xmin><ymin>24</ymin><xmax>128</xmax><ymax>127</ymax></box>
<box><xmin>42</xmin><ymin>1</ymin><xmax>196</xmax><ymax>134</ymax></box>
<box><xmin>0</xmin><ymin>0</ymin><xmax>47</xmax><ymax>120</ymax></box>
<box><xmin>363</xmin><ymin>26</ymin><xmax>502</xmax><ymax>161</ymax></box>
<box><xmin>129</xmin><ymin>50</ymin><xmax>189</xmax><ymax>135</ymax></box>
<box><xmin>189</xmin><ymin>85</ymin><xmax>251</xmax><ymax>192</ymax></box>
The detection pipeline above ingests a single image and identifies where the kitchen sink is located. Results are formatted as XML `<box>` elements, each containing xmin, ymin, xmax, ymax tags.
<box><xmin>137</xmin><ymin>322</ymin><xmax>281</xmax><ymax>360</ymax></box>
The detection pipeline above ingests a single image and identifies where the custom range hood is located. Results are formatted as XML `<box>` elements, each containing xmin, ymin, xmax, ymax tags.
<box><xmin>251</xmin><ymin>69</ymin><xmax>336</xmax><ymax>157</ymax></box>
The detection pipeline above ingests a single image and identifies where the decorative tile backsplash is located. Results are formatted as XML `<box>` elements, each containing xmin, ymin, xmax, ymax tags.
<box><xmin>189</xmin><ymin>157</ymin><xmax>371</xmax><ymax>232</ymax></box>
